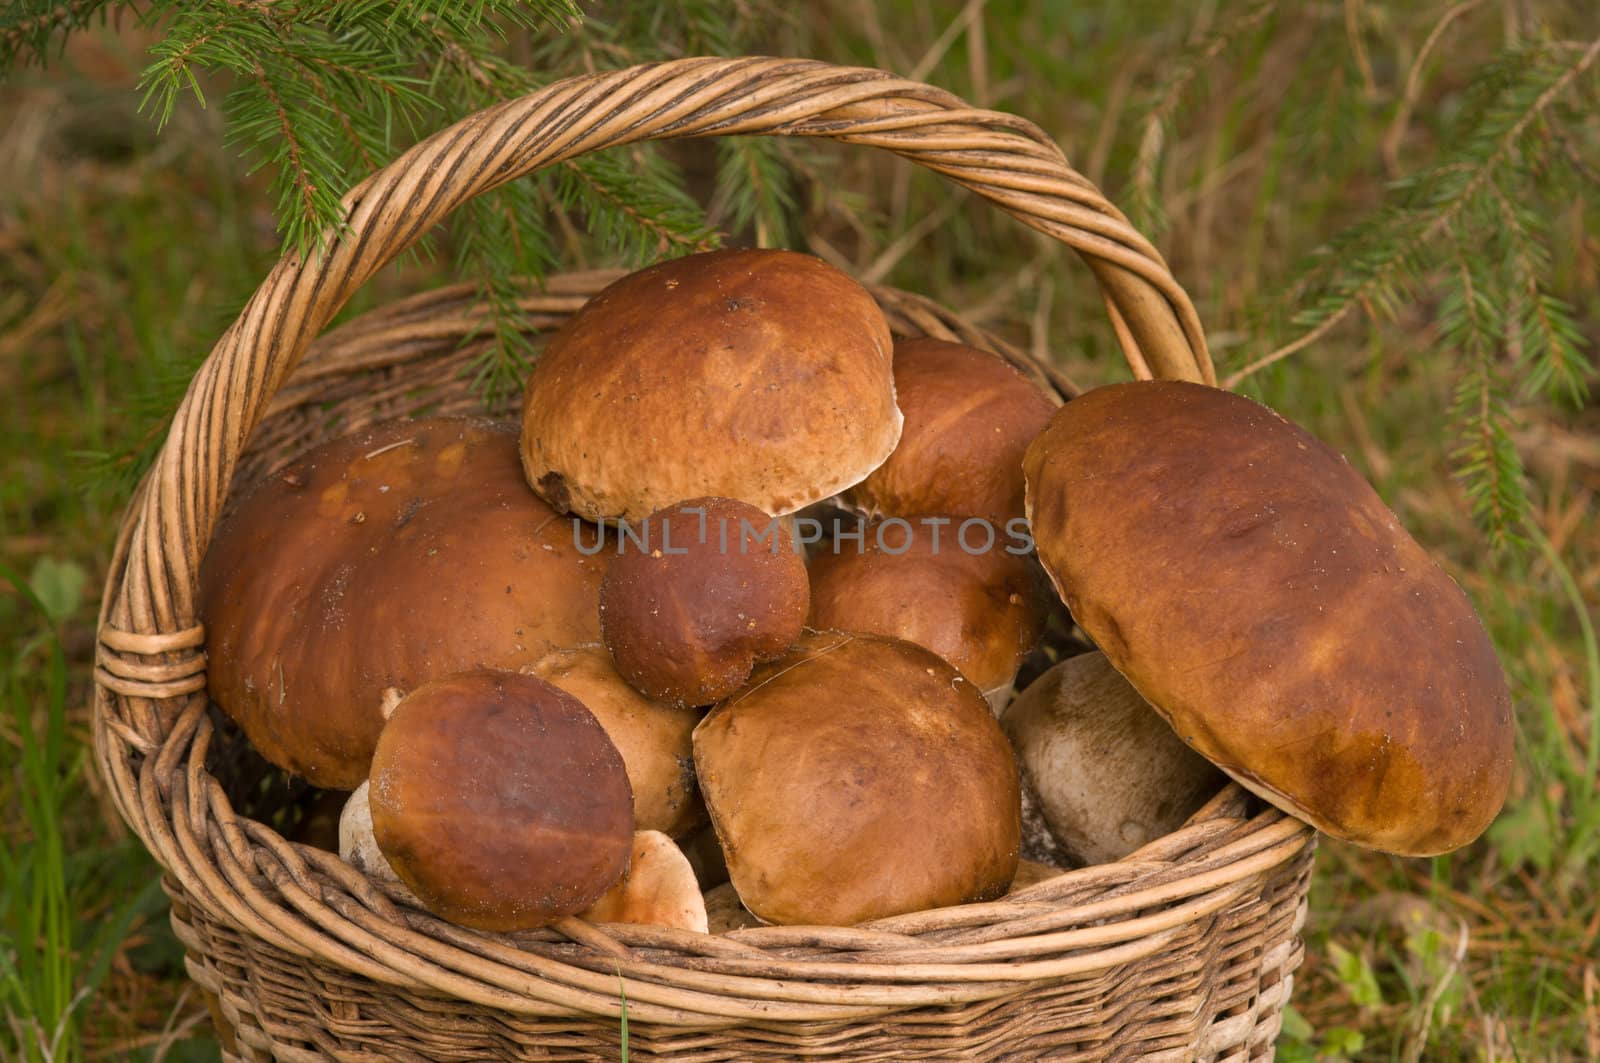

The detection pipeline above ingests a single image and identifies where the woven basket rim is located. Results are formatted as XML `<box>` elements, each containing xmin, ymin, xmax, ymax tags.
<box><xmin>90</xmin><ymin>55</ymin><xmax>1313</xmax><ymax>1037</ymax></box>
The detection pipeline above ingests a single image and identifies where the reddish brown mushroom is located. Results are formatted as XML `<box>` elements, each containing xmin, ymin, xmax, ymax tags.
<box><xmin>367</xmin><ymin>669</ymin><xmax>634</xmax><ymax>932</ymax></box>
<box><xmin>600</xmin><ymin>497</ymin><xmax>809</xmax><ymax>706</ymax></box>
<box><xmin>199</xmin><ymin>417</ymin><xmax>607</xmax><ymax>789</ymax></box>
<box><xmin>807</xmin><ymin>520</ymin><xmax>1046</xmax><ymax>709</ymax></box>
<box><xmin>841</xmin><ymin>336</ymin><xmax>1057</xmax><ymax>526</ymax></box>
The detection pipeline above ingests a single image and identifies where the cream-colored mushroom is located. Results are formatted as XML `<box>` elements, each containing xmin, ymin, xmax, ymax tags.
<box><xmin>1002</xmin><ymin>652</ymin><xmax>1224</xmax><ymax>866</ymax></box>
<box><xmin>338</xmin><ymin>781</ymin><xmax>417</xmax><ymax>902</ymax></box>
<box><xmin>580</xmin><ymin>831</ymin><xmax>708</xmax><ymax>933</ymax></box>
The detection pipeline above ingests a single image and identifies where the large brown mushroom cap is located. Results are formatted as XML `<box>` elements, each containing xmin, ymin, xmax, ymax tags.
<box><xmin>369</xmin><ymin>669</ymin><xmax>634</xmax><ymax>932</ymax></box>
<box><xmin>600</xmin><ymin>497</ymin><xmax>809</xmax><ymax>706</ymax></box>
<box><xmin>807</xmin><ymin>521</ymin><xmax>1046</xmax><ymax>704</ymax></box>
<box><xmin>694</xmin><ymin>631</ymin><xmax>1020</xmax><ymax>926</ymax></box>
<box><xmin>841</xmin><ymin>336</ymin><xmax>1057</xmax><ymax>526</ymax></box>
<box><xmin>198</xmin><ymin>418</ymin><xmax>607</xmax><ymax>789</ymax></box>
<box><xmin>527</xmin><ymin>646</ymin><xmax>704</xmax><ymax>836</ymax></box>
<box><xmin>520</xmin><ymin>248</ymin><xmax>901</xmax><ymax>521</ymax></box>
<box><xmin>1022</xmin><ymin>380</ymin><xmax>1515</xmax><ymax>856</ymax></box>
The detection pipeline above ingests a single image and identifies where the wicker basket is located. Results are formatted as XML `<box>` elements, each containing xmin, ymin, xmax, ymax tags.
<box><xmin>92</xmin><ymin>57</ymin><xmax>1317</xmax><ymax>1061</ymax></box>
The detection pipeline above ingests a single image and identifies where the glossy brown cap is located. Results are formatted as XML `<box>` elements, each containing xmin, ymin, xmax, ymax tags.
<box><xmin>693</xmin><ymin>631</ymin><xmax>1021</xmax><ymax>926</ymax></box>
<box><xmin>198</xmin><ymin>418</ymin><xmax>608</xmax><ymax>789</ymax></box>
<box><xmin>521</xmin><ymin>248</ymin><xmax>901</xmax><ymax>521</ymax></box>
<box><xmin>1023</xmin><ymin>381</ymin><xmax>1515</xmax><ymax>856</ymax></box>
<box><xmin>1003</xmin><ymin>652</ymin><xmax>1225</xmax><ymax>866</ymax></box>
<box><xmin>841</xmin><ymin>336</ymin><xmax>1057</xmax><ymax>525</ymax></box>
<box><xmin>579</xmin><ymin>831</ymin><xmax>709</xmax><ymax>933</ymax></box>
<box><xmin>807</xmin><ymin>520</ymin><xmax>1046</xmax><ymax>700</ymax></box>
<box><xmin>368</xmin><ymin>669</ymin><xmax>634</xmax><ymax>931</ymax></box>
<box><xmin>600</xmin><ymin>497</ymin><xmax>809</xmax><ymax>706</ymax></box>
<box><xmin>527</xmin><ymin>646</ymin><xmax>705</xmax><ymax>836</ymax></box>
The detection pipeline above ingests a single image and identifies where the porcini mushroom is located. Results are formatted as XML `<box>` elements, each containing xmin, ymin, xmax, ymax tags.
<box><xmin>1023</xmin><ymin>381</ymin><xmax>1515</xmax><ymax>856</ymax></box>
<box><xmin>600</xmin><ymin>497</ymin><xmax>809</xmax><ymax>706</ymax></box>
<box><xmin>520</xmin><ymin>248</ymin><xmax>902</xmax><ymax>522</ymax></box>
<box><xmin>199</xmin><ymin>418</ymin><xmax>607</xmax><ymax>789</ymax></box>
<box><xmin>807</xmin><ymin>519</ymin><xmax>1046</xmax><ymax>710</ymax></box>
<box><xmin>367</xmin><ymin>669</ymin><xmax>634</xmax><ymax>932</ymax></box>
<box><xmin>841</xmin><ymin>336</ymin><xmax>1057</xmax><ymax>526</ymax></box>
<box><xmin>1002</xmin><ymin>652</ymin><xmax>1225</xmax><ymax>866</ymax></box>
<box><xmin>693</xmin><ymin>631</ymin><xmax>1020</xmax><ymax>926</ymax></box>
<box><xmin>579</xmin><ymin>831</ymin><xmax>708</xmax><ymax>933</ymax></box>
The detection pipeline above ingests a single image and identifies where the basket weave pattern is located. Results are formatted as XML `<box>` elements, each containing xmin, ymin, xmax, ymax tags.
<box><xmin>92</xmin><ymin>58</ymin><xmax>1315</xmax><ymax>1061</ymax></box>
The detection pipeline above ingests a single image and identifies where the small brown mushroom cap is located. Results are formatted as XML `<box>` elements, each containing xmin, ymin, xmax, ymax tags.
<box><xmin>807</xmin><ymin>520</ymin><xmax>1046</xmax><ymax>706</ymax></box>
<box><xmin>600</xmin><ymin>497</ymin><xmax>809</xmax><ymax>706</ymax></box>
<box><xmin>1023</xmin><ymin>381</ymin><xmax>1515</xmax><ymax>856</ymax></box>
<box><xmin>368</xmin><ymin>669</ymin><xmax>634</xmax><ymax>932</ymax></box>
<box><xmin>579</xmin><ymin>831</ymin><xmax>708</xmax><ymax>933</ymax></box>
<box><xmin>694</xmin><ymin>631</ymin><xmax>1020</xmax><ymax>926</ymax></box>
<box><xmin>199</xmin><ymin>418</ymin><xmax>606</xmax><ymax>789</ymax></box>
<box><xmin>841</xmin><ymin>336</ymin><xmax>1057</xmax><ymax>526</ymax></box>
<box><xmin>1002</xmin><ymin>652</ymin><xmax>1225</xmax><ymax>866</ymax></box>
<box><xmin>527</xmin><ymin>646</ymin><xmax>704</xmax><ymax>837</ymax></box>
<box><xmin>521</xmin><ymin>248</ymin><xmax>901</xmax><ymax>521</ymax></box>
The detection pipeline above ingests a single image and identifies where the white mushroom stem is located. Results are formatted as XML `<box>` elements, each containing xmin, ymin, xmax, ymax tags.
<box><xmin>1002</xmin><ymin>652</ymin><xmax>1224</xmax><ymax>867</ymax></box>
<box><xmin>338</xmin><ymin>782</ymin><xmax>419</xmax><ymax>904</ymax></box>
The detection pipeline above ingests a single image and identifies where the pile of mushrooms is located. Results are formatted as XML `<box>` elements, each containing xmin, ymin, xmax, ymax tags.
<box><xmin>199</xmin><ymin>247</ymin><xmax>1515</xmax><ymax>936</ymax></box>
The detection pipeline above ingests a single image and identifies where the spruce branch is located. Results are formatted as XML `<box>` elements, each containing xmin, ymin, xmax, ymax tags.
<box><xmin>1444</xmin><ymin>248</ymin><xmax>1529</xmax><ymax>550</ymax></box>
<box><xmin>555</xmin><ymin>152</ymin><xmax>720</xmax><ymax>263</ymax></box>
<box><xmin>1486</xmin><ymin>179</ymin><xmax>1592</xmax><ymax>408</ymax></box>
<box><xmin>712</xmin><ymin>137</ymin><xmax>796</xmax><ymax>248</ymax></box>
<box><xmin>1225</xmin><ymin>33</ymin><xmax>1600</xmax><ymax>388</ymax></box>
<box><xmin>0</xmin><ymin>0</ymin><xmax>109</xmax><ymax>70</ymax></box>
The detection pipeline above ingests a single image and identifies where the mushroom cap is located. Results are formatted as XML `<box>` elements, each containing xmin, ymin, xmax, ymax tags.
<box><xmin>199</xmin><ymin>418</ymin><xmax>606</xmax><ymax>789</ymax></box>
<box><xmin>599</xmin><ymin>497</ymin><xmax>809</xmax><ymax>706</ymax></box>
<box><xmin>579</xmin><ymin>831</ymin><xmax>709</xmax><ymax>933</ymax></box>
<box><xmin>841</xmin><ymin>336</ymin><xmax>1057</xmax><ymax>525</ymax></box>
<box><xmin>368</xmin><ymin>669</ymin><xmax>634</xmax><ymax>931</ymax></box>
<box><xmin>1002</xmin><ymin>652</ymin><xmax>1225</xmax><ymax>866</ymax></box>
<box><xmin>807</xmin><ymin>520</ymin><xmax>1046</xmax><ymax>702</ymax></box>
<box><xmin>527</xmin><ymin>646</ymin><xmax>705</xmax><ymax>836</ymax></box>
<box><xmin>693</xmin><ymin>631</ymin><xmax>1020</xmax><ymax>926</ymax></box>
<box><xmin>1022</xmin><ymin>381</ymin><xmax>1515</xmax><ymax>856</ymax></box>
<box><xmin>520</xmin><ymin>248</ymin><xmax>901</xmax><ymax>521</ymax></box>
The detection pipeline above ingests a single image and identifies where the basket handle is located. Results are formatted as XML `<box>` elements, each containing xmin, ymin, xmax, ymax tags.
<box><xmin>100</xmin><ymin>55</ymin><xmax>1213</xmax><ymax>680</ymax></box>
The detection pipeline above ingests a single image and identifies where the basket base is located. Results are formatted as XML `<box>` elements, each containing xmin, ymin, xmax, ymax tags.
<box><xmin>174</xmin><ymin>849</ymin><xmax>1310</xmax><ymax>1063</ymax></box>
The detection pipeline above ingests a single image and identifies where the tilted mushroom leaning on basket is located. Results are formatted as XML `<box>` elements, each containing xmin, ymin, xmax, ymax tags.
<box><xmin>1021</xmin><ymin>380</ymin><xmax>1516</xmax><ymax>857</ymax></box>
